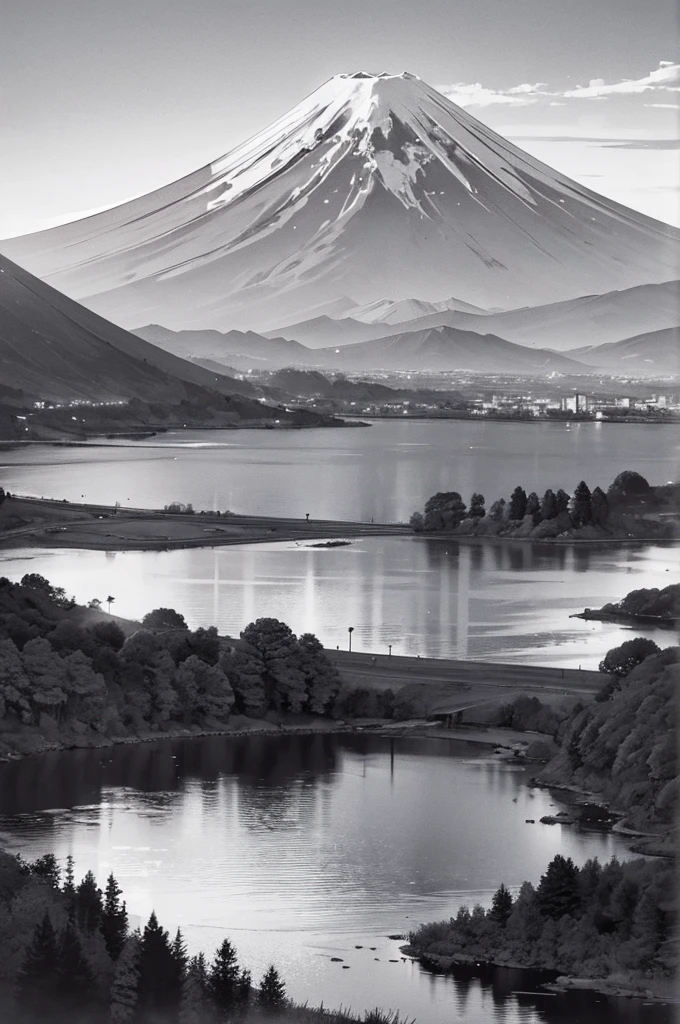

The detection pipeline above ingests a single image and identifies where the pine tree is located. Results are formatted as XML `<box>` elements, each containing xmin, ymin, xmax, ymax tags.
<box><xmin>536</xmin><ymin>855</ymin><xmax>580</xmax><ymax>919</ymax></box>
<box><xmin>259</xmin><ymin>965</ymin><xmax>286</xmax><ymax>1011</ymax></box>
<box><xmin>30</xmin><ymin>853</ymin><xmax>61</xmax><ymax>888</ymax></box>
<box><xmin>508</xmin><ymin>486</ymin><xmax>527</xmax><ymax>520</ymax></box>
<box><xmin>169</xmin><ymin>927</ymin><xmax>188</xmax><ymax>1004</ymax></box>
<box><xmin>63</xmin><ymin>854</ymin><xmax>76</xmax><ymax>910</ymax></box>
<box><xmin>16</xmin><ymin>911</ymin><xmax>58</xmax><ymax>1013</ymax></box>
<box><xmin>179</xmin><ymin>957</ymin><xmax>210</xmax><ymax>1024</ymax></box>
<box><xmin>540</xmin><ymin>489</ymin><xmax>558</xmax><ymax>520</ymax></box>
<box><xmin>138</xmin><ymin>911</ymin><xmax>178</xmax><ymax>1013</ymax></box>
<box><xmin>469</xmin><ymin>493</ymin><xmax>486</xmax><ymax>519</ymax></box>
<box><xmin>56</xmin><ymin>918</ymin><xmax>94</xmax><ymax>1003</ymax></box>
<box><xmin>102</xmin><ymin>873</ymin><xmax>128</xmax><ymax>960</ymax></box>
<box><xmin>76</xmin><ymin>869</ymin><xmax>103</xmax><ymax>932</ymax></box>
<box><xmin>555</xmin><ymin>488</ymin><xmax>571</xmax><ymax>515</ymax></box>
<box><xmin>488</xmin><ymin>498</ymin><xmax>506</xmax><ymax>522</ymax></box>
<box><xmin>110</xmin><ymin>932</ymin><xmax>141</xmax><ymax>1024</ymax></box>
<box><xmin>590</xmin><ymin>486</ymin><xmax>610</xmax><ymax>528</ymax></box>
<box><xmin>571</xmin><ymin>481</ymin><xmax>592</xmax><ymax>527</ymax></box>
<box><xmin>209</xmin><ymin>937</ymin><xmax>241</xmax><ymax>1011</ymax></box>
<box><xmin>525</xmin><ymin>492</ymin><xmax>542</xmax><ymax>525</ymax></box>
<box><xmin>489</xmin><ymin>883</ymin><xmax>514</xmax><ymax>926</ymax></box>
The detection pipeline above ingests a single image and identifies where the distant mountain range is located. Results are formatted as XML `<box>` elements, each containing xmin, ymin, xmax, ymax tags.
<box><xmin>570</xmin><ymin>327</ymin><xmax>680</xmax><ymax>374</ymax></box>
<box><xmin>0</xmin><ymin>254</ymin><xmax>309</xmax><ymax>426</ymax></box>
<box><xmin>3</xmin><ymin>71</ymin><xmax>678</xmax><ymax>332</ymax></box>
<box><xmin>269</xmin><ymin>281</ymin><xmax>680</xmax><ymax>352</ymax></box>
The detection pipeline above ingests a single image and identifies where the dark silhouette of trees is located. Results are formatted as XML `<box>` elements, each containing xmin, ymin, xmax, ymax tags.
<box><xmin>102</xmin><ymin>873</ymin><xmax>128</xmax><ymax>960</ymax></box>
<box><xmin>608</xmin><ymin>471</ymin><xmax>651</xmax><ymax>500</ymax></box>
<box><xmin>469</xmin><ymin>493</ymin><xmax>486</xmax><ymax>519</ymax></box>
<box><xmin>525</xmin><ymin>492</ymin><xmax>542</xmax><ymax>525</ymax></box>
<box><xmin>423</xmin><ymin>491</ymin><xmax>467</xmax><ymax>530</ymax></box>
<box><xmin>16</xmin><ymin>911</ymin><xmax>58</xmax><ymax>1014</ymax></box>
<box><xmin>260</xmin><ymin>964</ymin><xmax>287</xmax><ymax>1011</ymax></box>
<box><xmin>209</xmin><ymin>937</ymin><xmax>241</xmax><ymax>1011</ymax></box>
<box><xmin>138</xmin><ymin>911</ymin><xmax>177</xmax><ymax>1014</ymax></box>
<box><xmin>590</xmin><ymin>486</ymin><xmax>609</xmax><ymax>527</ymax></box>
<box><xmin>599</xmin><ymin>637</ymin><xmax>661</xmax><ymax>676</ymax></box>
<box><xmin>75</xmin><ymin>870</ymin><xmax>103</xmax><ymax>933</ymax></box>
<box><xmin>56</xmin><ymin>918</ymin><xmax>94</xmax><ymax>1006</ymax></box>
<box><xmin>508</xmin><ymin>486</ymin><xmax>527</xmax><ymax>520</ymax></box>
<box><xmin>489</xmin><ymin>883</ymin><xmax>513</xmax><ymax>926</ymax></box>
<box><xmin>488</xmin><ymin>498</ymin><xmax>506</xmax><ymax>521</ymax></box>
<box><xmin>536</xmin><ymin>855</ymin><xmax>580</xmax><ymax>919</ymax></box>
<box><xmin>555</xmin><ymin>488</ymin><xmax>570</xmax><ymax>515</ymax></box>
<box><xmin>142</xmin><ymin>607</ymin><xmax>188</xmax><ymax>630</ymax></box>
<box><xmin>540</xmin><ymin>489</ymin><xmax>558</xmax><ymax>519</ymax></box>
<box><xmin>571</xmin><ymin>481</ymin><xmax>592</xmax><ymax>527</ymax></box>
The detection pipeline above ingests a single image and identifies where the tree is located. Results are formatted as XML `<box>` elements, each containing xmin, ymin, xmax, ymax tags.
<box><xmin>240</xmin><ymin>619</ymin><xmax>307</xmax><ymax>712</ymax></box>
<box><xmin>423</xmin><ymin>491</ymin><xmax>467</xmax><ymax>530</ymax></box>
<box><xmin>30</xmin><ymin>852</ymin><xmax>61</xmax><ymax>888</ymax></box>
<box><xmin>138</xmin><ymin>911</ymin><xmax>177</xmax><ymax>1013</ymax></box>
<box><xmin>571</xmin><ymin>481</ymin><xmax>592</xmax><ymax>528</ymax></box>
<box><xmin>110</xmin><ymin>932</ymin><xmax>141</xmax><ymax>1024</ymax></box>
<box><xmin>599</xmin><ymin>637</ymin><xmax>661</xmax><ymax>676</ymax></box>
<box><xmin>16</xmin><ymin>911</ymin><xmax>58</xmax><ymax>1013</ymax></box>
<box><xmin>608</xmin><ymin>470</ymin><xmax>651</xmax><ymax>500</ymax></box>
<box><xmin>56</xmin><ymin>918</ymin><xmax>94</xmax><ymax>1004</ymax></box>
<box><xmin>590</xmin><ymin>486</ymin><xmax>610</xmax><ymax>527</ymax></box>
<box><xmin>106</xmin><ymin>595</ymin><xmax>115</xmax><ymax>614</ymax></box>
<box><xmin>142</xmin><ymin>607</ymin><xmax>188</xmax><ymax>630</ymax></box>
<box><xmin>469</xmin><ymin>493</ymin><xmax>486</xmax><ymax>519</ymax></box>
<box><xmin>220</xmin><ymin>646</ymin><xmax>267</xmax><ymax>717</ymax></box>
<box><xmin>259</xmin><ymin>964</ymin><xmax>286</xmax><ymax>1011</ymax></box>
<box><xmin>536</xmin><ymin>855</ymin><xmax>580</xmax><ymax>919</ymax></box>
<box><xmin>169</xmin><ymin>928</ymin><xmax>188</xmax><ymax>1005</ymax></box>
<box><xmin>508</xmin><ymin>486</ymin><xmax>527</xmax><ymax>520</ymax></box>
<box><xmin>179</xmin><ymin>954</ymin><xmax>210</xmax><ymax>1024</ymax></box>
<box><xmin>75</xmin><ymin>870</ymin><xmax>103</xmax><ymax>933</ymax></box>
<box><xmin>555</xmin><ymin>489</ymin><xmax>571</xmax><ymax>515</ymax></box>
<box><xmin>541</xmin><ymin>489</ymin><xmax>558</xmax><ymax>520</ymax></box>
<box><xmin>209</xmin><ymin>937</ymin><xmax>241</xmax><ymax>1011</ymax></box>
<box><xmin>62</xmin><ymin>854</ymin><xmax>76</xmax><ymax>911</ymax></box>
<box><xmin>525</xmin><ymin>492</ymin><xmax>542</xmax><ymax>525</ymax></box>
<box><xmin>488</xmin><ymin>498</ymin><xmax>506</xmax><ymax>522</ymax></box>
<box><xmin>88</xmin><ymin>598</ymin><xmax>102</xmax><ymax>610</ymax></box>
<box><xmin>489</xmin><ymin>883</ymin><xmax>514</xmax><ymax>927</ymax></box>
<box><xmin>409</xmin><ymin>511</ymin><xmax>425</xmax><ymax>532</ymax></box>
<box><xmin>175</xmin><ymin>655</ymin><xmax>234</xmax><ymax>723</ymax></box>
<box><xmin>102</xmin><ymin>873</ymin><xmax>128</xmax><ymax>960</ymax></box>
<box><xmin>20</xmin><ymin>573</ymin><xmax>54</xmax><ymax>596</ymax></box>
<box><xmin>0</xmin><ymin>487</ymin><xmax>5</xmax><ymax>506</ymax></box>
<box><xmin>298</xmin><ymin>632</ymin><xmax>341</xmax><ymax>714</ymax></box>
<box><xmin>22</xmin><ymin>638</ymin><xmax>68</xmax><ymax>722</ymax></box>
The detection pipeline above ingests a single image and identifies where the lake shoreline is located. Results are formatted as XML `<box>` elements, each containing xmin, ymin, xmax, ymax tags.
<box><xmin>400</xmin><ymin>948</ymin><xmax>676</xmax><ymax>1005</ymax></box>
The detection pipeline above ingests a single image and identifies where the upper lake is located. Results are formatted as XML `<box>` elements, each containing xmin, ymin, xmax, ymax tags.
<box><xmin>1</xmin><ymin>419</ymin><xmax>678</xmax><ymax>522</ymax></box>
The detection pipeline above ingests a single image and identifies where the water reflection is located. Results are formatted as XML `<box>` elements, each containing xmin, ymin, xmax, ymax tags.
<box><xmin>1</xmin><ymin>539</ymin><xmax>676</xmax><ymax>667</ymax></box>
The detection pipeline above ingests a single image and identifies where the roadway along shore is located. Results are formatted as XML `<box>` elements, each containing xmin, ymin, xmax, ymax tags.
<box><xmin>0</xmin><ymin>496</ymin><xmax>411</xmax><ymax>551</ymax></box>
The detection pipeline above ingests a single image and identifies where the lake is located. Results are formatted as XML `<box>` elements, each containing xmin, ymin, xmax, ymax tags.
<box><xmin>0</xmin><ymin>734</ymin><xmax>671</xmax><ymax>1024</ymax></box>
<box><xmin>1</xmin><ymin>538</ymin><xmax>676</xmax><ymax>666</ymax></box>
<box><xmin>1</xmin><ymin>420</ymin><xmax>678</xmax><ymax>522</ymax></box>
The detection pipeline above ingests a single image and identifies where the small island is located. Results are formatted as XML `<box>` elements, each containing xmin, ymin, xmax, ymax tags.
<box><xmin>575</xmin><ymin>582</ymin><xmax>680</xmax><ymax>628</ymax></box>
<box><xmin>409</xmin><ymin>470</ymin><xmax>680</xmax><ymax>542</ymax></box>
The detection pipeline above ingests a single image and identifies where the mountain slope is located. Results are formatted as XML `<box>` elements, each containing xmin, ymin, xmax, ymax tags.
<box><xmin>310</xmin><ymin>325</ymin><xmax>589</xmax><ymax>372</ymax></box>
<box><xmin>3</xmin><ymin>72</ymin><xmax>678</xmax><ymax>332</ymax></box>
<box><xmin>572</xmin><ymin>326</ymin><xmax>680</xmax><ymax>374</ymax></box>
<box><xmin>135</xmin><ymin>323</ymin><xmax>313</xmax><ymax>369</ymax></box>
<box><xmin>0</xmin><ymin>253</ymin><xmax>288</xmax><ymax>419</ymax></box>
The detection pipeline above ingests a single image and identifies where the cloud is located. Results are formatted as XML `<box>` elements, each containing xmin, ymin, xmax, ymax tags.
<box><xmin>436</xmin><ymin>82</ymin><xmax>545</xmax><ymax>107</ymax></box>
<box><xmin>563</xmin><ymin>61</ymin><xmax>680</xmax><ymax>98</ymax></box>
<box><xmin>438</xmin><ymin>61</ymin><xmax>680</xmax><ymax>108</ymax></box>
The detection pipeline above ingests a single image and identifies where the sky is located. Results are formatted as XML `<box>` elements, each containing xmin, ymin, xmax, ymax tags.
<box><xmin>1</xmin><ymin>0</ymin><xmax>679</xmax><ymax>236</ymax></box>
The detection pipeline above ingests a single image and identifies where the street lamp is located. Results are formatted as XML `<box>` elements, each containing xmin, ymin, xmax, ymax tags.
<box><xmin>348</xmin><ymin>626</ymin><xmax>354</xmax><ymax>652</ymax></box>
<box><xmin>388</xmin><ymin>644</ymin><xmax>392</xmax><ymax>657</ymax></box>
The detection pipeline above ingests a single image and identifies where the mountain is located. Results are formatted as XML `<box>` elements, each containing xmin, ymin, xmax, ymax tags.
<box><xmin>134</xmin><ymin>323</ymin><xmax>313</xmax><ymax>369</ymax></box>
<box><xmin>3</xmin><ymin>72</ymin><xmax>678</xmax><ymax>332</ymax></box>
<box><xmin>344</xmin><ymin>295</ymin><xmax>486</xmax><ymax>324</ymax></box>
<box><xmin>266</xmin><ymin>280</ymin><xmax>680</xmax><ymax>350</ymax></box>
<box><xmin>310</xmin><ymin>326</ymin><xmax>589</xmax><ymax>373</ymax></box>
<box><xmin>0</xmin><ymin>252</ymin><xmax>295</xmax><ymax>426</ymax></box>
<box><xmin>571</xmin><ymin>327</ymin><xmax>680</xmax><ymax>375</ymax></box>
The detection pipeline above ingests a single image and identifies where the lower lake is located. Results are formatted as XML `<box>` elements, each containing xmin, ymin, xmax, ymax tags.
<box><xmin>0</xmin><ymin>734</ymin><xmax>671</xmax><ymax>1024</ymax></box>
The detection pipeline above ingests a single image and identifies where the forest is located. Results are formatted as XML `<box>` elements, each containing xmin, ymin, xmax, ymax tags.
<box><xmin>0</xmin><ymin>849</ymin><xmax>410</xmax><ymax>1024</ymax></box>
<box><xmin>408</xmin><ymin>853</ymin><xmax>675</xmax><ymax>986</ymax></box>
<box><xmin>409</xmin><ymin>470</ymin><xmax>679</xmax><ymax>540</ymax></box>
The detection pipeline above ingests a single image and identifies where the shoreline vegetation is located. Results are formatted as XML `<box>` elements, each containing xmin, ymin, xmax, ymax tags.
<box><xmin>409</xmin><ymin>470</ymin><xmax>680</xmax><ymax>544</ymax></box>
<box><xmin>1</xmin><ymin>469</ymin><xmax>678</xmax><ymax>554</ymax></box>
<box><xmin>573</xmin><ymin>582</ymin><xmax>680</xmax><ymax>629</ymax></box>
<box><xmin>0</xmin><ymin>570</ymin><xmax>676</xmax><ymax>1012</ymax></box>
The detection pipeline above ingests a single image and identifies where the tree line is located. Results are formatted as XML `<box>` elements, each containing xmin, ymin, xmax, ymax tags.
<box><xmin>409</xmin><ymin>853</ymin><xmax>674</xmax><ymax>982</ymax></box>
<box><xmin>2</xmin><ymin>849</ymin><xmax>409</xmax><ymax>1024</ymax></box>
<box><xmin>409</xmin><ymin>470</ymin><xmax>656</xmax><ymax>532</ymax></box>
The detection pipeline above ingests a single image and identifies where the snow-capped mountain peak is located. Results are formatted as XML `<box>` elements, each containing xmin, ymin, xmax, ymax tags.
<box><xmin>3</xmin><ymin>70</ymin><xmax>678</xmax><ymax>332</ymax></box>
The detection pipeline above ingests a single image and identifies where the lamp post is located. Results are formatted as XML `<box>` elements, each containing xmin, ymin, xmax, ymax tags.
<box><xmin>348</xmin><ymin>626</ymin><xmax>354</xmax><ymax>652</ymax></box>
<box><xmin>388</xmin><ymin>644</ymin><xmax>392</xmax><ymax>657</ymax></box>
